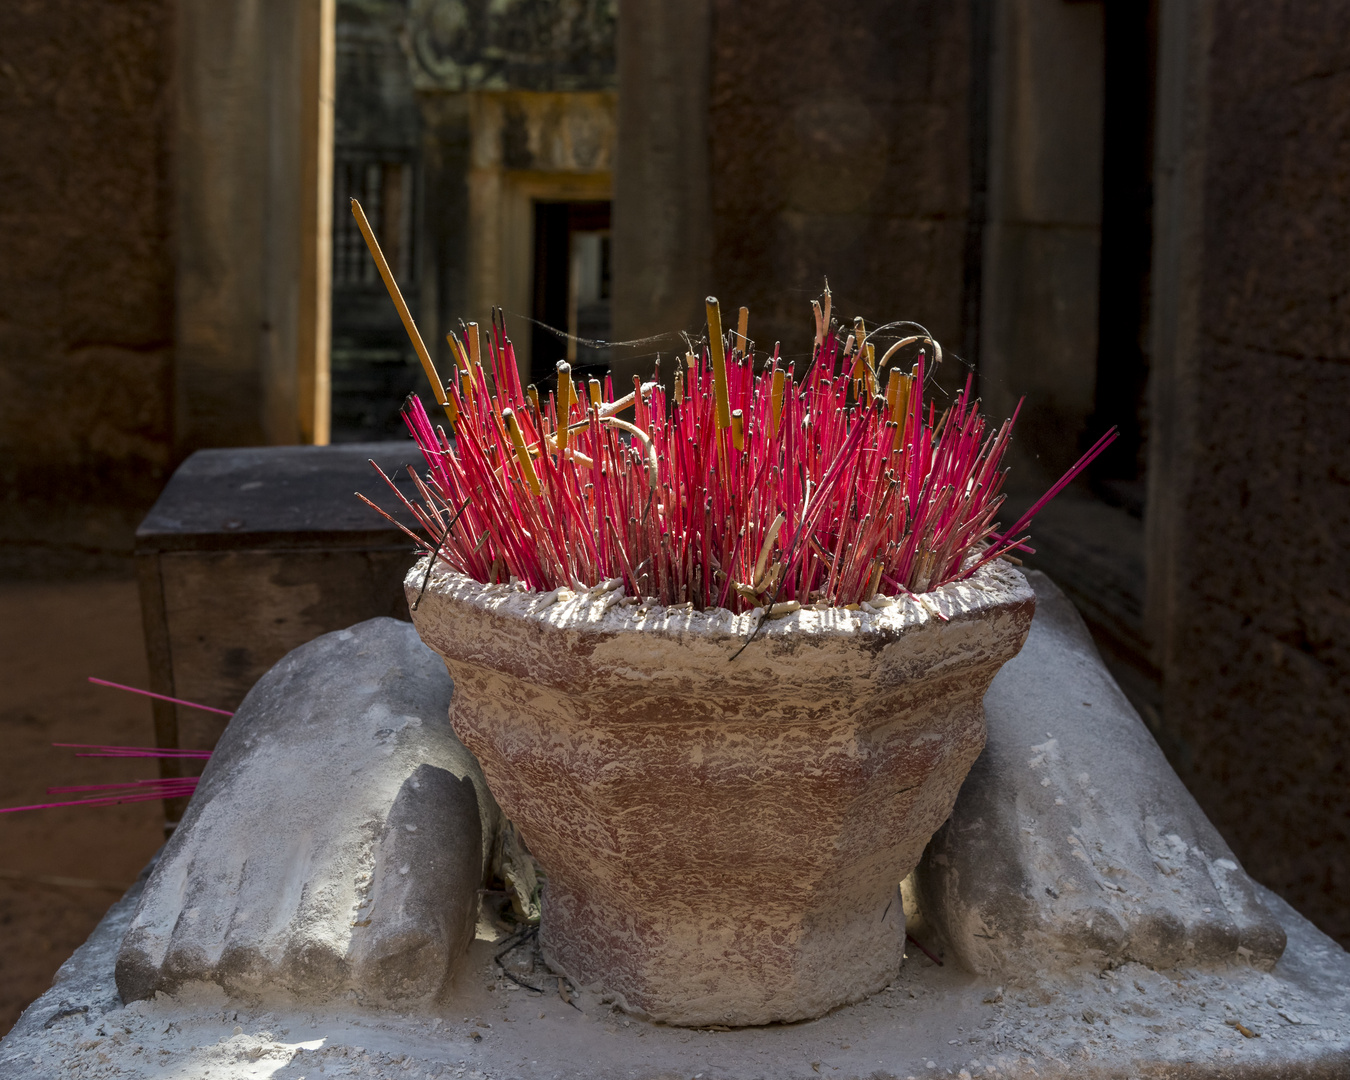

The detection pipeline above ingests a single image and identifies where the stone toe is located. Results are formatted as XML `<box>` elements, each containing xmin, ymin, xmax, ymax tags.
<box><xmin>112</xmin><ymin>937</ymin><xmax>162</xmax><ymax>1003</ymax></box>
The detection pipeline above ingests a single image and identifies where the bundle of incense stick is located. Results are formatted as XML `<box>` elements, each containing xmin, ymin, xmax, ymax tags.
<box><xmin>360</xmin><ymin>287</ymin><xmax>1116</xmax><ymax>612</ymax></box>
<box><xmin>0</xmin><ymin>678</ymin><xmax>221</xmax><ymax>814</ymax></box>
<box><xmin>0</xmin><ymin>774</ymin><xmax>203</xmax><ymax>814</ymax></box>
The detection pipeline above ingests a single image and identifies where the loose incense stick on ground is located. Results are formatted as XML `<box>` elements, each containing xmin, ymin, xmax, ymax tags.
<box><xmin>362</xmin><ymin>292</ymin><xmax>1117</xmax><ymax>611</ymax></box>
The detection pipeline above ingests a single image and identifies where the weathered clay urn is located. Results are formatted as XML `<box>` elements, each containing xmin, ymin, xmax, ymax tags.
<box><xmin>408</xmin><ymin>559</ymin><xmax>1035</xmax><ymax>1026</ymax></box>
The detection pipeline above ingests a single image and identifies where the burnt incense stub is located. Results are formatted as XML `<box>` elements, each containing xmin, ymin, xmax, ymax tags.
<box><xmin>408</xmin><ymin>557</ymin><xmax>1035</xmax><ymax>1026</ymax></box>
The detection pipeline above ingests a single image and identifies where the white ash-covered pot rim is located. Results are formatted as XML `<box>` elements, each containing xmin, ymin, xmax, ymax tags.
<box><xmin>406</xmin><ymin>556</ymin><xmax>1034</xmax><ymax>648</ymax></box>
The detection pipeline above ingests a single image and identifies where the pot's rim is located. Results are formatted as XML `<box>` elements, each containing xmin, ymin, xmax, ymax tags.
<box><xmin>407</xmin><ymin>556</ymin><xmax>1033</xmax><ymax>646</ymax></box>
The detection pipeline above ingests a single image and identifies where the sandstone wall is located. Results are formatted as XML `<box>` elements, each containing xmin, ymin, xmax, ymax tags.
<box><xmin>1150</xmin><ymin>0</ymin><xmax>1350</xmax><ymax>946</ymax></box>
<box><xmin>706</xmin><ymin>0</ymin><xmax>972</xmax><ymax>375</ymax></box>
<box><xmin>0</xmin><ymin>2</ymin><xmax>175</xmax><ymax>570</ymax></box>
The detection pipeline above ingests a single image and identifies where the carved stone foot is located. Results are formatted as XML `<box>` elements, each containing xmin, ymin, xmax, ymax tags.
<box><xmin>115</xmin><ymin>618</ymin><xmax>501</xmax><ymax>1005</ymax></box>
<box><xmin>915</xmin><ymin>572</ymin><xmax>1287</xmax><ymax>974</ymax></box>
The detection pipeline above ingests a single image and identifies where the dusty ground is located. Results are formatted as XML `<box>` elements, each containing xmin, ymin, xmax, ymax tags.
<box><xmin>0</xmin><ymin>574</ymin><xmax>164</xmax><ymax>1035</ymax></box>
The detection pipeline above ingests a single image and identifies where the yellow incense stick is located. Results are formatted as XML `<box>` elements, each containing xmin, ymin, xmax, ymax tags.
<box><xmin>503</xmin><ymin>409</ymin><xmax>541</xmax><ymax>495</ymax></box>
<box><xmin>448</xmin><ymin>334</ymin><xmax>475</xmax><ymax>410</ymax></box>
<box><xmin>850</xmin><ymin>317</ymin><xmax>871</xmax><ymax>392</ymax></box>
<box><xmin>706</xmin><ymin>297</ymin><xmax>730</xmax><ymax>430</ymax></box>
<box><xmin>731</xmin><ymin>409</ymin><xmax>745</xmax><ymax>451</ymax></box>
<box><xmin>467</xmin><ymin>322</ymin><xmax>493</xmax><ymax>396</ymax></box>
<box><xmin>467</xmin><ymin>322</ymin><xmax>482</xmax><ymax>368</ymax></box>
<box><xmin>892</xmin><ymin>371</ymin><xmax>914</xmax><ymax>449</ymax></box>
<box><xmin>558</xmin><ymin>361</ymin><xmax>578</xmax><ymax>408</ymax></box>
<box><xmin>555</xmin><ymin>361</ymin><xmax>573</xmax><ymax>450</ymax></box>
<box><xmin>588</xmin><ymin>378</ymin><xmax>603</xmax><ymax>408</ymax></box>
<box><xmin>737</xmin><ymin>306</ymin><xmax>749</xmax><ymax>353</ymax></box>
<box><xmin>446</xmin><ymin>333</ymin><xmax>469</xmax><ymax>373</ymax></box>
<box><xmin>771</xmin><ymin>367</ymin><xmax>785</xmax><ymax>437</ymax></box>
<box><xmin>350</xmin><ymin>198</ymin><xmax>452</xmax><ymax>419</ymax></box>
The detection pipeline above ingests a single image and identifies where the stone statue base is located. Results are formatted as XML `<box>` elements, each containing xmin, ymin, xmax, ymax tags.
<box><xmin>3</xmin><ymin>863</ymin><xmax>1347</xmax><ymax>1078</ymax></box>
<box><xmin>3</xmin><ymin>571</ymin><xmax>1347</xmax><ymax>1075</ymax></box>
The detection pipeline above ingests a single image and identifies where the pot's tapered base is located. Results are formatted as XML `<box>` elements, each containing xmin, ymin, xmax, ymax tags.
<box><xmin>409</xmin><ymin>560</ymin><xmax>1036</xmax><ymax>1028</ymax></box>
<box><xmin>539</xmin><ymin>880</ymin><xmax>906</xmax><ymax>1027</ymax></box>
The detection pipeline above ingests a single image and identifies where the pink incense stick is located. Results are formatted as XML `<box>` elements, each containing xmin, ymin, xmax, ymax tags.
<box><xmin>0</xmin><ymin>737</ymin><xmax>212</xmax><ymax>815</ymax></box>
<box><xmin>53</xmin><ymin>743</ymin><xmax>213</xmax><ymax>759</ymax></box>
<box><xmin>87</xmin><ymin>677</ymin><xmax>234</xmax><ymax>716</ymax></box>
<box><xmin>45</xmin><ymin>780</ymin><xmax>196</xmax><ymax>795</ymax></box>
<box><xmin>0</xmin><ymin>779</ymin><xmax>200</xmax><ymax>814</ymax></box>
<box><xmin>368</xmin><ymin>302</ymin><xmax>1117</xmax><ymax>611</ymax></box>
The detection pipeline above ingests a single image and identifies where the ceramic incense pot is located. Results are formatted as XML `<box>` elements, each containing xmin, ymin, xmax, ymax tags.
<box><xmin>408</xmin><ymin>559</ymin><xmax>1035</xmax><ymax>1026</ymax></box>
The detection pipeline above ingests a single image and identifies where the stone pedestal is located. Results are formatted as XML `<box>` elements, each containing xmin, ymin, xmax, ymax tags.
<box><xmin>7</xmin><ymin>571</ymin><xmax>1345</xmax><ymax>1076</ymax></box>
<box><xmin>3</xmin><ymin>867</ymin><xmax>1347</xmax><ymax>1079</ymax></box>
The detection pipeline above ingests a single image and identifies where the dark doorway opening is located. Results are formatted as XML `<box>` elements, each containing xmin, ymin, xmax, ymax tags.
<box><xmin>531</xmin><ymin>201</ymin><xmax>612</xmax><ymax>389</ymax></box>
<box><xmin>1091</xmin><ymin>0</ymin><xmax>1158</xmax><ymax>515</ymax></box>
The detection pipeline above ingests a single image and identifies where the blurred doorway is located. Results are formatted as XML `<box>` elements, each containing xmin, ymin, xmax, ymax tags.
<box><xmin>530</xmin><ymin>201</ymin><xmax>613</xmax><ymax>388</ymax></box>
<box><xmin>330</xmin><ymin>4</ymin><xmax>617</xmax><ymax>424</ymax></box>
<box><xmin>1091</xmin><ymin>0</ymin><xmax>1158</xmax><ymax>514</ymax></box>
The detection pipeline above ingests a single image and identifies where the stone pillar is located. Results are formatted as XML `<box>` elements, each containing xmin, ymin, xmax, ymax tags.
<box><xmin>979</xmin><ymin>0</ymin><xmax>1105</xmax><ymax>487</ymax></box>
<box><xmin>701</xmin><ymin>0</ymin><xmax>973</xmax><ymax>381</ymax></box>
<box><xmin>1147</xmin><ymin>0</ymin><xmax>1350</xmax><ymax>946</ymax></box>
<box><xmin>0</xmin><ymin>0</ymin><xmax>176</xmax><ymax>566</ymax></box>
<box><xmin>297</xmin><ymin>0</ymin><xmax>336</xmax><ymax>446</ymax></box>
<box><xmin>610</xmin><ymin>0</ymin><xmax>712</xmax><ymax>382</ymax></box>
<box><xmin>174</xmin><ymin>0</ymin><xmax>335</xmax><ymax>450</ymax></box>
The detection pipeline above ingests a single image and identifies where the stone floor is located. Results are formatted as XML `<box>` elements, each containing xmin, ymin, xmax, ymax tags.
<box><xmin>2</xmin><ymin>865</ymin><xmax>1347</xmax><ymax>1079</ymax></box>
<box><xmin>0</xmin><ymin>575</ymin><xmax>165</xmax><ymax>1035</ymax></box>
